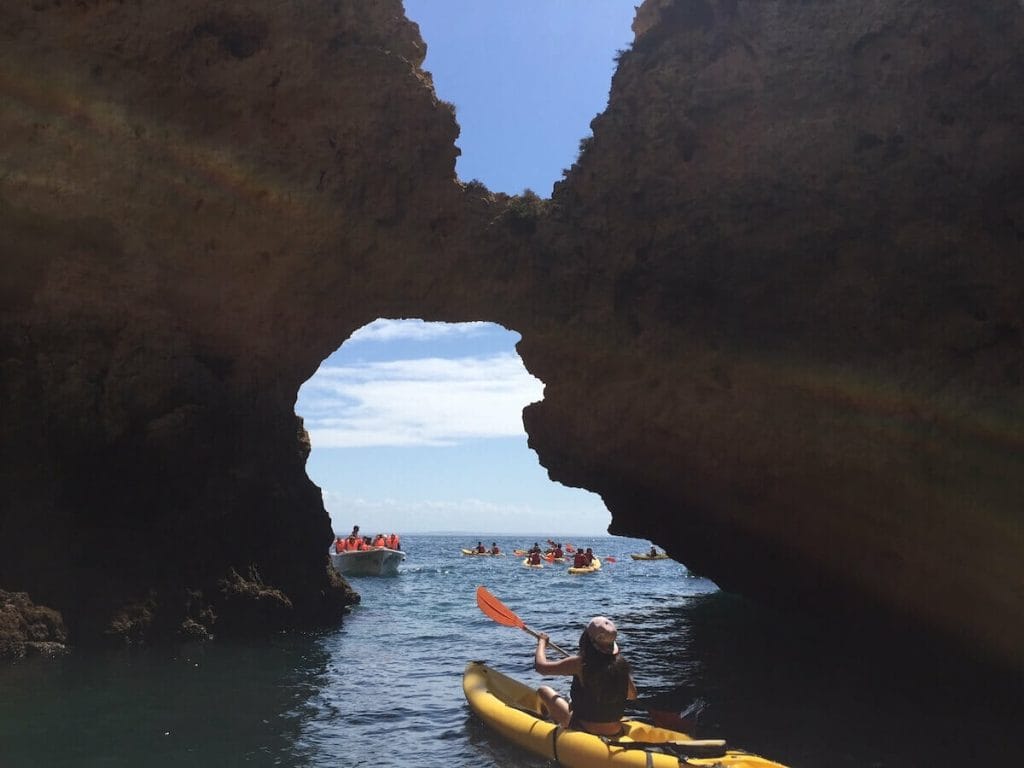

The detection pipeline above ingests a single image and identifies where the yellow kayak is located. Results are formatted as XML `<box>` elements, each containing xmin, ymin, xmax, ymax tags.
<box><xmin>568</xmin><ymin>556</ymin><xmax>601</xmax><ymax>574</ymax></box>
<box><xmin>461</xmin><ymin>549</ymin><xmax>502</xmax><ymax>556</ymax></box>
<box><xmin>462</xmin><ymin>661</ymin><xmax>787</xmax><ymax>768</ymax></box>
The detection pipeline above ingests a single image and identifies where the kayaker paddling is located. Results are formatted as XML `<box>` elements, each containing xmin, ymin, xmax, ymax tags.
<box><xmin>535</xmin><ymin>616</ymin><xmax>637</xmax><ymax>736</ymax></box>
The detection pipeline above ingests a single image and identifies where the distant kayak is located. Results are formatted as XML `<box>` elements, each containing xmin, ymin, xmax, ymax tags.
<box><xmin>461</xmin><ymin>549</ymin><xmax>503</xmax><ymax>556</ymax></box>
<box><xmin>568</xmin><ymin>556</ymin><xmax>601</xmax><ymax>575</ymax></box>
<box><xmin>462</xmin><ymin>661</ymin><xmax>788</xmax><ymax>768</ymax></box>
<box><xmin>630</xmin><ymin>553</ymin><xmax>670</xmax><ymax>561</ymax></box>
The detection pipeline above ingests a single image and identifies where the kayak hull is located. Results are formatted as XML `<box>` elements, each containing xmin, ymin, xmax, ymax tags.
<box><xmin>462</xmin><ymin>549</ymin><xmax>502</xmax><ymax>556</ymax></box>
<box><xmin>328</xmin><ymin>547</ymin><xmax>404</xmax><ymax>576</ymax></box>
<box><xmin>462</xmin><ymin>661</ymin><xmax>786</xmax><ymax>768</ymax></box>
<box><xmin>630</xmin><ymin>553</ymin><xmax>670</xmax><ymax>560</ymax></box>
<box><xmin>568</xmin><ymin>556</ymin><xmax>601</xmax><ymax>574</ymax></box>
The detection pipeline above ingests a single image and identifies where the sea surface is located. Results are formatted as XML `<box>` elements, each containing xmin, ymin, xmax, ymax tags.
<box><xmin>0</xmin><ymin>534</ymin><xmax>1019</xmax><ymax>767</ymax></box>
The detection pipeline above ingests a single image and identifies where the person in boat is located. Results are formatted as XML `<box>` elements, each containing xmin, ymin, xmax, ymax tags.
<box><xmin>649</xmin><ymin>545</ymin><xmax>659</xmax><ymax>557</ymax></box>
<box><xmin>528</xmin><ymin>550</ymin><xmax>542</xmax><ymax>565</ymax></box>
<box><xmin>476</xmin><ymin>541</ymin><xmax>487</xmax><ymax>554</ymax></box>
<box><xmin>392</xmin><ymin>534</ymin><xmax>401</xmax><ymax>551</ymax></box>
<box><xmin>535</xmin><ymin>617</ymin><xmax>637</xmax><ymax>736</ymax></box>
<box><xmin>529</xmin><ymin>542</ymin><xmax>542</xmax><ymax>555</ymax></box>
<box><xmin>490</xmin><ymin>542</ymin><xmax>500</xmax><ymax>555</ymax></box>
<box><xmin>572</xmin><ymin>550</ymin><xmax>589</xmax><ymax>568</ymax></box>
<box><xmin>584</xmin><ymin>547</ymin><xmax>595</xmax><ymax>565</ymax></box>
<box><xmin>373</xmin><ymin>534</ymin><xmax>387</xmax><ymax>548</ymax></box>
<box><xmin>334</xmin><ymin>536</ymin><xmax>345</xmax><ymax>554</ymax></box>
<box><xmin>345</xmin><ymin>533</ymin><xmax>360</xmax><ymax>550</ymax></box>
<box><xmin>551</xmin><ymin>543</ymin><xmax>564</xmax><ymax>559</ymax></box>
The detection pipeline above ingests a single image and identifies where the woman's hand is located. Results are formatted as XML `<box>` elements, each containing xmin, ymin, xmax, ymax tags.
<box><xmin>537</xmin><ymin>632</ymin><xmax>549</xmax><ymax>644</ymax></box>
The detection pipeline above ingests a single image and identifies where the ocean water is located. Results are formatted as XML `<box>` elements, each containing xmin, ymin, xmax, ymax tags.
<box><xmin>0</xmin><ymin>534</ymin><xmax>1018</xmax><ymax>767</ymax></box>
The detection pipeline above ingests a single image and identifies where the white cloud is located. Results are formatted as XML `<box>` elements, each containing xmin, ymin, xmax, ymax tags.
<box><xmin>348</xmin><ymin>318</ymin><xmax>497</xmax><ymax>343</ymax></box>
<box><xmin>321</xmin><ymin>491</ymin><xmax>610</xmax><ymax>536</ymax></box>
<box><xmin>298</xmin><ymin>353</ymin><xmax>544</xmax><ymax>448</ymax></box>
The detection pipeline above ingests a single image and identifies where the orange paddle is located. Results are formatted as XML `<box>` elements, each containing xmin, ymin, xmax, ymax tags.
<box><xmin>475</xmin><ymin>586</ymin><xmax>572</xmax><ymax>657</ymax></box>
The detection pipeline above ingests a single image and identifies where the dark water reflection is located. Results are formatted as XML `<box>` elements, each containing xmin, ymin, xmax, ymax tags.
<box><xmin>625</xmin><ymin>592</ymin><xmax>1023</xmax><ymax>768</ymax></box>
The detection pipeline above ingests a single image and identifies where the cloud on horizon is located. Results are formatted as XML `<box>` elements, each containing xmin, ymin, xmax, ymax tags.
<box><xmin>298</xmin><ymin>352</ymin><xmax>543</xmax><ymax>448</ymax></box>
<box><xmin>347</xmin><ymin>318</ymin><xmax>497</xmax><ymax>343</ymax></box>
<box><xmin>321</xmin><ymin>491</ymin><xmax>610</xmax><ymax>536</ymax></box>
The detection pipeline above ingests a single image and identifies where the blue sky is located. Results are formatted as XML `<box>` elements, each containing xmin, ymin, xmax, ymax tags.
<box><xmin>296</xmin><ymin>2</ymin><xmax>637</xmax><ymax>536</ymax></box>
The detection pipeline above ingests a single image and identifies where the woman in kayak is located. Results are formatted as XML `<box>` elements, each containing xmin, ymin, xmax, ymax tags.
<box><xmin>534</xmin><ymin>617</ymin><xmax>637</xmax><ymax>736</ymax></box>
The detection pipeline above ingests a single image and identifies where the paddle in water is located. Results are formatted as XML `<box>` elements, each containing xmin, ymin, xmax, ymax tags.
<box><xmin>475</xmin><ymin>585</ymin><xmax>698</xmax><ymax>733</ymax></box>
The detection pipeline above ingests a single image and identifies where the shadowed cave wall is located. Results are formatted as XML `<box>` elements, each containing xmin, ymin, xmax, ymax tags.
<box><xmin>1</xmin><ymin>0</ymin><xmax>1022</xmax><ymax>669</ymax></box>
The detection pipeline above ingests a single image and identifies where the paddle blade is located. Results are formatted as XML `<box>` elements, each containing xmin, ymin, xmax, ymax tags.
<box><xmin>476</xmin><ymin>586</ymin><xmax>524</xmax><ymax>629</ymax></box>
<box><xmin>604</xmin><ymin>556</ymin><xmax>617</xmax><ymax>563</ymax></box>
<box><xmin>649</xmin><ymin>697</ymin><xmax>707</xmax><ymax>734</ymax></box>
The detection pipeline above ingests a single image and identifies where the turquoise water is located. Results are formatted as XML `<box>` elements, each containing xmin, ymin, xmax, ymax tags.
<box><xmin>0</xmin><ymin>534</ymin><xmax>1018</xmax><ymax>767</ymax></box>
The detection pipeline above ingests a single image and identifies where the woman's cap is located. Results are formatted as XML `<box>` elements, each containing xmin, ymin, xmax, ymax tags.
<box><xmin>586</xmin><ymin>616</ymin><xmax>619</xmax><ymax>654</ymax></box>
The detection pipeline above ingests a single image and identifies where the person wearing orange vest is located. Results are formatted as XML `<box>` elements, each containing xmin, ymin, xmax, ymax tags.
<box><xmin>334</xmin><ymin>537</ymin><xmax>346</xmax><ymax>554</ymax></box>
<box><xmin>476</xmin><ymin>541</ymin><xmax>487</xmax><ymax>554</ymax></box>
<box><xmin>573</xmin><ymin>550</ymin><xmax>588</xmax><ymax>568</ymax></box>
<box><xmin>373</xmin><ymin>534</ymin><xmax>386</xmax><ymax>548</ymax></box>
<box><xmin>490</xmin><ymin>542</ymin><xmax>501</xmax><ymax>555</ymax></box>
<box><xmin>392</xmin><ymin>534</ymin><xmax>401</xmax><ymax>551</ymax></box>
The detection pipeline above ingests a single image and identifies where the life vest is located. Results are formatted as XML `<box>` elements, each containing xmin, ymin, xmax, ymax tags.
<box><xmin>529</xmin><ymin>552</ymin><xmax>541</xmax><ymax>565</ymax></box>
<box><xmin>553</xmin><ymin>548</ymin><xmax>563</xmax><ymax>559</ymax></box>
<box><xmin>374</xmin><ymin>536</ymin><xmax>386</xmax><ymax>548</ymax></box>
<box><xmin>490</xmin><ymin>547</ymin><xmax>500</xmax><ymax>555</ymax></box>
<box><xmin>573</xmin><ymin>553</ymin><xmax>588</xmax><ymax>567</ymax></box>
<box><xmin>569</xmin><ymin>658</ymin><xmax>630</xmax><ymax>723</ymax></box>
<box><xmin>334</xmin><ymin>538</ymin><xmax>345</xmax><ymax>553</ymax></box>
<box><xmin>477</xmin><ymin>544</ymin><xmax>486</xmax><ymax>553</ymax></box>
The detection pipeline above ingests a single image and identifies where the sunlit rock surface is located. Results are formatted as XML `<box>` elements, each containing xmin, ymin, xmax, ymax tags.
<box><xmin>1</xmin><ymin>0</ymin><xmax>1021</xmax><ymax>668</ymax></box>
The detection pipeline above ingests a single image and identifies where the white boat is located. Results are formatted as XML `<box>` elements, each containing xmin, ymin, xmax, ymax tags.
<box><xmin>329</xmin><ymin>547</ymin><xmax>405</xmax><ymax>576</ymax></box>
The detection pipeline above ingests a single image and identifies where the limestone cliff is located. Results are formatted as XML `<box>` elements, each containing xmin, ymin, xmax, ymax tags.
<box><xmin>1</xmin><ymin>0</ymin><xmax>1022</xmax><ymax>670</ymax></box>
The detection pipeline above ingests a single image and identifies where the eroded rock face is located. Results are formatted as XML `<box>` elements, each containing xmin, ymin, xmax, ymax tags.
<box><xmin>1</xmin><ymin>0</ymin><xmax>1022</xmax><ymax>668</ymax></box>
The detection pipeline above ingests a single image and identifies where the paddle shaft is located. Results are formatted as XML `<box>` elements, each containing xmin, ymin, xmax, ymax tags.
<box><xmin>520</xmin><ymin>622</ymin><xmax>573</xmax><ymax>658</ymax></box>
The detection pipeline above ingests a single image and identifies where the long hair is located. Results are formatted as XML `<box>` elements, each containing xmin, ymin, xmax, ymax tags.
<box><xmin>578</xmin><ymin>630</ymin><xmax>631</xmax><ymax>705</ymax></box>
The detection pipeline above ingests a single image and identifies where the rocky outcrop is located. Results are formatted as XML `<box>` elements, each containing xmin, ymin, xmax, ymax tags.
<box><xmin>0</xmin><ymin>591</ymin><xmax>68</xmax><ymax>659</ymax></box>
<box><xmin>1</xmin><ymin>0</ymin><xmax>1021</xmax><ymax>669</ymax></box>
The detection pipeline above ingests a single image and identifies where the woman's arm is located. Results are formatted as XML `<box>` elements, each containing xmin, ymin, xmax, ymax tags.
<box><xmin>534</xmin><ymin>634</ymin><xmax>581</xmax><ymax>676</ymax></box>
<box><xmin>626</xmin><ymin>674</ymin><xmax>638</xmax><ymax>700</ymax></box>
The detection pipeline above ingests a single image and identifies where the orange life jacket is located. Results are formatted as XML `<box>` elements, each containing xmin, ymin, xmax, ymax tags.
<box><xmin>335</xmin><ymin>538</ymin><xmax>345</xmax><ymax>553</ymax></box>
<box><xmin>374</xmin><ymin>536</ymin><xmax>386</xmax><ymax>548</ymax></box>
